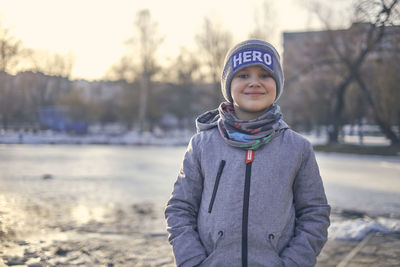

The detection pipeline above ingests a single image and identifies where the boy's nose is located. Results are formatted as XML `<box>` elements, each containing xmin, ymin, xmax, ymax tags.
<box><xmin>249</xmin><ymin>77</ymin><xmax>261</xmax><ymax>87</ymax></box>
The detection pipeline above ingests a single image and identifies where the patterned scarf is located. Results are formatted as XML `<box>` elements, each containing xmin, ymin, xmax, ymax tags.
<box><xmin>217</xmin><ymin>102</ymin><xmax>283</xmax><ymax>150</ymax></box>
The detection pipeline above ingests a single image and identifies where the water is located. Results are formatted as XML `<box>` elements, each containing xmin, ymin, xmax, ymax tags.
<box><xmin>317</xmin><ymin>152</ymin><xmax>400</xmax><ymax>217</ymax></box>
<box><xmin>0</xmin><ymin>145</ymin><xmax>184</xmax><ymax>205</ymax></box>
<box><xmin>316</xmin><ymin>152</ymin><xmax>400</xmax><ymax>240</ymax></box>
<box><xmin>1</xmin><ymin>144</ymin><xmax>399</xmax><ymax>240</ymax></box>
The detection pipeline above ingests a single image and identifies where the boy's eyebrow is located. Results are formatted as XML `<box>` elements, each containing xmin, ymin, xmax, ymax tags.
<box><xmin>236</xmin><ymin>69</ymin><xmax>248</xmax><ymax>74</ymax></box>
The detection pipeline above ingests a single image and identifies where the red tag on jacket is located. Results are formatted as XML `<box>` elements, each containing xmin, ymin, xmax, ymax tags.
<box><xmin>245</xmin><ymin>150</ymin><xmax>254</xmax><ymax>164</ymax></box>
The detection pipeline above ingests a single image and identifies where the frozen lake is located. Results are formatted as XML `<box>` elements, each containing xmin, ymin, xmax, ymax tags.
<box><xmin>318</xmin><ymin>152</ymin><xmax>400</xmax><ymax>217</ymax></box>
<box><xmin>0</xmin><ymin>145</ymin><xmax>184</xmax><ymax>206</ymax></box>
<box><xmin>1</xmin><ymin>144</ymin><xmax>399</xmax><ymax>240</ymax></box>
<box><xmin>1</xmin><ymin>144</ymin><xmax>399</xmax><ymax>215</ymax></box>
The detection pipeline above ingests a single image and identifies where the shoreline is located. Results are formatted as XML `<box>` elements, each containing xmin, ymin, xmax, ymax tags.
<box><xmin>314</xmin><ymin>143</ymin><xmax>400</xmax><ymax>156</ymax></box>
<box><xmin>1</xmin><ymin>141</ymin><xmax>399</xmax><ymax>158</ymax></box>
<box><xmin>1</xmin><ymin>130</ymin><xmax>398</xmax><ymax>156</ymax></box>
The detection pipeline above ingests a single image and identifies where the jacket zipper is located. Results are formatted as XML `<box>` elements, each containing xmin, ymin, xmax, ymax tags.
<box><xmin>242</xmin><ymin>150</ymin><xmax>254</xmax><ymax>267</ymax></box>
<box><xmin>208</xmin><ymin>160</ymin><xmax>226</xmax><ymax>213</ymax></box>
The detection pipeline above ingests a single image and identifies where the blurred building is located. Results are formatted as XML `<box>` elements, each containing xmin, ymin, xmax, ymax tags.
<box><xmin>281</xmin><ymin>22</ymin><xmax>400</xmax><ymax>132</ymax></box>
<box><xmin>283</xmin><ymin>23</ymin><xmax>400</xmax><ymax>75</ymax></box>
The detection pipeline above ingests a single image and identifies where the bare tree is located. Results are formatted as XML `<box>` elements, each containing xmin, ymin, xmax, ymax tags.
<box><xmin>0</xmin><ymin>22</ymin><xmax>22</xmax><ymax>129</ymax></box>
<box><xmin>248</xmin><ymin>0</ymin><xmax>277</xmax><ymax>43</ymax></box>
<box><xmin>0</xmin><ymin>72</ymin><xmax>14</xmax><ymax>129</ymax></box>
<box><xmin>104</xmin><ymin>55</ymin><xmax>136</xmax><ymax>82</ymax></box>
<box><xmin>162</xmin><ymin>47</ymin><xmax>201</xmax><ymax>128</ymax></box>
<box><xmin>0</xmin><ymin>22</ymin><xmax>22</xmax><ymax>73</ymax></box>
<box><xmin>344</xmin><ymin>82</ymin><xmax>369</xmax><ymax>144</ymax></box>
<box><xmin>196</xmin><ymin>17</ymin><xmax>233</xmax><ymax>107</ymax></box>
<box><xmin>127</xmin><ymin>9</ymin><xmax>163</xmax><ymax>132</ymax></box>
<box><xmin>118</xmin><ymin>81</ymin><xmax>140</xmax><ymax>129</ymax></box>
<box><xmin>165</xmin><ymin>47</ymin><xmax>200</xmax><ymax>84</ymax></box>
<box><xmin>282</xmin><ymin>27</ymin><xmax>342</xmax><ymax>136</ymax></box>
<box><xmin>26</xmin><ymin>49</ymin><xmax>74</xmax><ymax>78</ymax></box>
<box><xmin>349</xmin><ymin>0</ymin><xmax>400</xmax><ymax>144</ymax></box>
<box><xmin>300</xmin><ymin>0</ymin><xmax>399</xmax><ymax>144</ymax></box>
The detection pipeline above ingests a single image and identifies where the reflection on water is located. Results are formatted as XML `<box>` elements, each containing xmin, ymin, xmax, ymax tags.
<box><xmin>71</xmin><ymin>205</ymin><xmax>106</xmax><ymax>224</ymax></box>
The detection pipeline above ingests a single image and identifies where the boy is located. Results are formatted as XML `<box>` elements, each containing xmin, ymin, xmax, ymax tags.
<box><xmin>165</xmin><ymin>39</ymin><xmax>330</xmax><ymax>267</ymax></box>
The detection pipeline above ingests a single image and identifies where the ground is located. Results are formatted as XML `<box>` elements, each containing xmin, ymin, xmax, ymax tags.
<box><xmin>1</xmin><ymin>200</ymin><xmax>400</xmax><ymax>267</ymax></box>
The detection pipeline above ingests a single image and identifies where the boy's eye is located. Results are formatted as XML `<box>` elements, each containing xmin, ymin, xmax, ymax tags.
<box><xmin>237</xmin><ymin>73</ymin><xmax>248</xmax><ymax>78</ymax></box>
<box><xmin>260</xmin><ymin>73</ymin><xmax>271</xmax><ymax>78</ymax></box>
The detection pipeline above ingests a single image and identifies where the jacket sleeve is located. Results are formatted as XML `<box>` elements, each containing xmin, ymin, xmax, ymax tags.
<box><xmin>165</xmin><ymin>136</ymin><xmax>207</xmax><ymax>267</ymax></box>
<box><xmin>280</xmin><ymin>141</ymin><xmax>331</xmax><ymax>267</ymax></box>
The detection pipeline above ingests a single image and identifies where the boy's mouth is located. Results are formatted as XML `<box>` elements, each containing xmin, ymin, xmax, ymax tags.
<box><xmin>244</xmin><ymin>91</ymin><xmax>265</xmax><ymax>96</ymax></box>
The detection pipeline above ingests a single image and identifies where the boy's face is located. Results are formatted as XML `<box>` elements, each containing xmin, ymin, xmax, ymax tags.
<box><xmin>230</xmin><ymin>66</ymin><xmax>277</xmax><ymax>120</ymax></box>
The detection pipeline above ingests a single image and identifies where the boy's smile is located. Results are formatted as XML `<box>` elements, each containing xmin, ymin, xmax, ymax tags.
<box><xmin>230</xmin><ymin>65</ymin><xmax>277</xmax><ymax>120</ymax></box>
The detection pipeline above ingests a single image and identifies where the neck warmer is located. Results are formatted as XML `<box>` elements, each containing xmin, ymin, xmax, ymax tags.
<box><xmin>215</xmin><ymin>102</ymin><xmax>284</xmax><ymax>150</ymax></box>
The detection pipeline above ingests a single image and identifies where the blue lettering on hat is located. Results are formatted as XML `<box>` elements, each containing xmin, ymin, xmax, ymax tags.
<box><xmin>232</xmin><ymin>48</ymin><xmax>273</xmax><ymax>72</ymax></box>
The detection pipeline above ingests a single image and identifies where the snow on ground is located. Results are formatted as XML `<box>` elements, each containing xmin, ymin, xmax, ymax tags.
<box><xmin>0</xmin><ymin>129</ymin><xmax>392</xmax><ymax>147</ymax></box>
<box><xmin>0</xmin><ymin>130</ymin><xmax>193</xmax><ymax>146</ymax></box>
<box><xmin>329</xmin><ymin>217</ymin><xmax>400</xmax><ymax>241</ymax></box>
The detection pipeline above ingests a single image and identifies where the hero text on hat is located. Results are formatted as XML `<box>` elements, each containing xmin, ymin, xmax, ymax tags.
<box><xmin>232</xmin><ymin>48</ymin><xmax>274</xmax><ymax>72</ymax></box>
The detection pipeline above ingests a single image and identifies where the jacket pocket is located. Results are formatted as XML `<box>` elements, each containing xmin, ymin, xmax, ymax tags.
<box><xmin>208</xmin><ymin>160</ymin><xmax>226</xmax><ymax>213</ymax></box>
<box><xmin>266</xmin><ymin>232</ymin><xmax>285</xmax><ymax>266</ymax></box>
<box><xmin>199</xmin><ymin>230</ymin><xmax>224</xmax><ymax>267</ymax></box>
<box><xmin>266</xmin><ymin>232</ymin><xmax>280</xmax><ymax>254</ymax></box>
<box><xmin>213</xmin><ymin>230</ymin><xmax>224</xmax><ymax>250</ymax></box>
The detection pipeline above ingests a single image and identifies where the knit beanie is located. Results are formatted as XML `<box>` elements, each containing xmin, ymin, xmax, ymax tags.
<box><xmin>221</xmin><ymin>39</ymin><xmax>284</xmax><ymax>103</ymax></box>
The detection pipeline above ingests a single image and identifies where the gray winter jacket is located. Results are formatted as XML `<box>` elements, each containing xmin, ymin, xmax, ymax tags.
<box><xmin>165</xmin><ymin>119</ymin><xmax>330</xmax><ymax>267</ymax></box>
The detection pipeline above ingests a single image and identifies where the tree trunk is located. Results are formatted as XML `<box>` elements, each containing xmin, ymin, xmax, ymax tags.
<box><xmin>1</xmin><ymin>116</ymin><xmax>8</xmax><ymax>130</ymax></box>
<box><xmin>354</xmin><ymin>71</ymin><xmax>400</xmax><ymax>145</ymax></box>
<box><xmin>358</xmin><ymin>119</ymin><xmax>364</xmax><ymax>146</ymax></box>
<box><xmin>375</xmin><ymin>116</ymin><xmax>400</xmax><ymax>145</ymax></box>
<box><xmin>328</xmin><ymin>75</ymin><xmax>354</xmax><ymax>144</ymax></box>
<box><xmin>138</xmin><ymin>74</ymin><xmax>149</xmax><ymax>133</ymax></box>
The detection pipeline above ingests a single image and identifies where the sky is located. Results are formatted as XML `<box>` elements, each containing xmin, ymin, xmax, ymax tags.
<box><xmin>0</xmin><ymin>0</ymin><xmax>353</xmax><ymax>80</ymax></box>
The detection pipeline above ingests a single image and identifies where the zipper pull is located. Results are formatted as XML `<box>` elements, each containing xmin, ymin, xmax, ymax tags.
<box><xmin>245</xmin><ymin>150</ymin><xmax>254</xmax><ymax>164</ymax></box>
